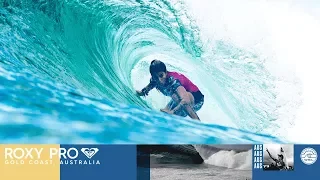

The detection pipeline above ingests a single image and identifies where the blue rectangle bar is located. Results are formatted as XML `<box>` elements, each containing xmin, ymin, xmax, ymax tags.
<box><xmin>60</xmin><ymin>145</ymin><xmax>137</xmax><ymax>180</ymax></box>
<box><xmin>137</xmin><ymin>145</ymin><xmax>151</xmax><ymax>180</ymax></box>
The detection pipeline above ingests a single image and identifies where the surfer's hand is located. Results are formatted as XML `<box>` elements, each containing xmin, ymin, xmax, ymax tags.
<box><xmin>136</xmin><ymin>90</ymin><xmax>144</xmax><ymax>96</ymax></box>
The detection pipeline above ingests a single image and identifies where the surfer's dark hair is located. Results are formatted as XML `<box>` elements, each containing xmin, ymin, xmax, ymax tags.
<box><xmin>149</xmin><ymin>60</ymin><xmax>167</xmax><ymax>77</ymax></box>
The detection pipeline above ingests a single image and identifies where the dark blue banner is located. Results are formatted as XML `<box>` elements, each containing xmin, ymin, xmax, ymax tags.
<box><xmin>2</xmin><ymin>144</ymin><xmax>320</xmax><ymax>180</ymax></box>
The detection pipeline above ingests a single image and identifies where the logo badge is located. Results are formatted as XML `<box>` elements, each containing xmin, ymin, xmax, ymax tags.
<box><xmin>300</xmin><ymin>148</ymin><xmax>317</xmax><ymax>165</ymax></box>
<box><xmin>81</xmin><ymin>148</ymin><xmax>99</xmax><ymax>159</ymax></box>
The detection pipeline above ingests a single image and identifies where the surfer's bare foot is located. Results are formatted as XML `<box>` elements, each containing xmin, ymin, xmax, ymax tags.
<box><xmin>160</xmin><ymin>108</ymin><xmax>173</xmax><ymax>114</ymax></box>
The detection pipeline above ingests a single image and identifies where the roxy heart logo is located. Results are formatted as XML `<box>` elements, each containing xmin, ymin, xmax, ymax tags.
<box><xmin>81</xmin><ymin>148</ymin><xmax>99</xmax><ymax>159</ymax></box>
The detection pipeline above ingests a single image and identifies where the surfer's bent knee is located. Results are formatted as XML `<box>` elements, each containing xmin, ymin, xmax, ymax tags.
<box><xmin>185</xmin><ymin>92</ymin><xmax>195</xmax><ymax>105</ymax></box>
<box><xmin>173</xmin><ymin>92</ymin><xmax>194</xmax><ymax>105</ymax></box>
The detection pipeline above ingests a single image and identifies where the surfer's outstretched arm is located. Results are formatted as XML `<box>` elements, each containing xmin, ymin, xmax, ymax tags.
<box><xmin>171</xmin><ymin>86</ymin><xmax>200</xmax><ymax>120</ymax></box>
<box><xmin>136</xmin><ymin>79</ymin><xmax>156</xmax><ymax>96</ymax></box>
<box><xmin>266</xmin><ymin>149</ymin><xmax>277</xmax><ymax>162</ymax></box>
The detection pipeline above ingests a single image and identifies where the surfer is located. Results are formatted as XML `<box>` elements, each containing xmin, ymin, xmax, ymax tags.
<box><xmin>266</xmin><ymin>148</ymin><xmax>287</xmax><ymax>170</ymax></box>
<box><xmin>136</xmin><ymin>60</ymin><xmax>204</xmax><ymax>120</ymax></box>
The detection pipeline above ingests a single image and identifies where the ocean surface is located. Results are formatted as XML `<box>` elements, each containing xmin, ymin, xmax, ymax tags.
<box><xmin>1</xmin><ymin>0</ymin><xmax>316</xmax><ymax>144</ymax></box>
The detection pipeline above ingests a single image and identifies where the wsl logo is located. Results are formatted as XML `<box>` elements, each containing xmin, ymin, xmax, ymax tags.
<box><xmin>300</xmin><ymin>147</ymin><xmax>317</xmax><ymax>165</ymax></box>
<box><xmin>58</xmin><ymin>147</ymin><xmax>100</xmax><ymax>165</ymax></box>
